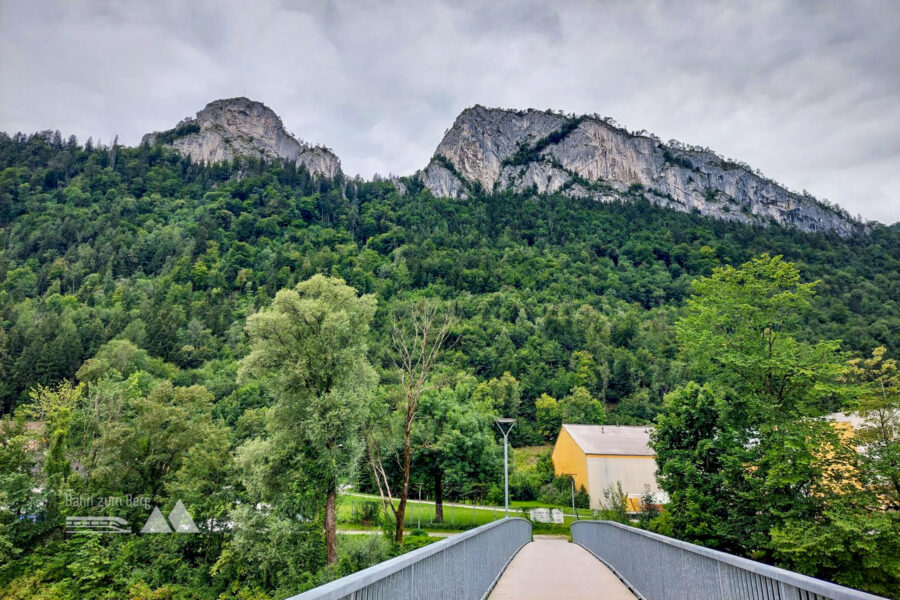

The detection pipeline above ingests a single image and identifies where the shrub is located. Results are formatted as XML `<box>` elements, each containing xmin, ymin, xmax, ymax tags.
<box><xmin>486</xmin><ymin>484</ymin><xmax>504</xmax><ymax>506</ymax></box>
<box><xmin>336</xmin><ymin>535</ymin><xmax>390</xmax><ymax>577</ymax></box>
<box><xmin>359</xmin><ymin>501</ymin><xmax>381</xmax><ymax>526</ymax></box>
<box><xmin>599</xmin><ymin>482</ymin><xmax>629</xmax><ymax>523</ymax></box>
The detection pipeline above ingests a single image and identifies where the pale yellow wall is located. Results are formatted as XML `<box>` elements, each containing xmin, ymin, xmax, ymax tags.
<box><xmin>551</xmin><ymin>428</ymin><xmax>589</xmax><ymax>493</ymax></box>
<box><xmin>585</xmin><ymin>455</ymin><xmax>659</xmax><ymax>510</ymax></box>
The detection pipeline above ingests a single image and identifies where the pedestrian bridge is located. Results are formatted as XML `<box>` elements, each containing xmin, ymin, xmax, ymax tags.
<box><xmin>287</xmin><ymin>519</ymin><xmax>886</xmax><ymax>600</ymax></box>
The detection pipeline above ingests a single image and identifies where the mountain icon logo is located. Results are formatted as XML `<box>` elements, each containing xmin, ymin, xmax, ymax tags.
<box><xmin>140</xmin><ymin>500</ymin><xmax>200</xmax><ymax>534</ymax></box>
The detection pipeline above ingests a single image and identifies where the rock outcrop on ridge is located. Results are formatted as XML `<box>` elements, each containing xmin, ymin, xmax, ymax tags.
<box><xmin>142</xmin><ymin>99</ymin><xmax>860</xmax><ymax>235</ymax></box>
<box><xmin>142</xmin><ymin>97</ymin><xmax>341</xmax><ymax>178</ymax></box>
<box><xmin>419</xmin><ymin>105</ymin><xmax>859</xmax><ymax>236</ymax></box>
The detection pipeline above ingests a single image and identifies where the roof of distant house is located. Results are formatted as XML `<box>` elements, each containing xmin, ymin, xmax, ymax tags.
<box><xmin>561</xmin><ymin>424</ymin><xmax>655</xmax><ymax>456</ymax></box>
<box><xmin>826</xmin><ymin>412</ymin><xmax>868</xmax><ymax>430</ymax></box>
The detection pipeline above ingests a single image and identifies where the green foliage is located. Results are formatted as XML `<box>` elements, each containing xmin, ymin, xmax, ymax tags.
<box><xmin>76</xmin><ymin>339</ymin><xmax>177</xmax><ymax>382</ymax></box>
<box><xmin>654</xmin><ymin>255</ymin><xmax>898</xmax><ymax>596</ymax></box>
<box><xmin>635</xmin><ymin>490</ymin><xmax>661</xmax><ymax>528</ymax></box>
<box><xmin>358</xmin><ymin>501</ymin><xmax>381</xmax><ymax>525</ymax></box>
<box><xmin>333</xmin><ymin>534</ymin><xmax>391</xmax><ymax>578</ymax></box>
<box><xmin>536</xmin><ymin>476</ymin><xmax>589</xmax><ymax>509</ymax></box>
<box><xmin>238</xmin><ymin>274</ymin><xmax>378</xmax><ymax>563</ymax></box>
<box><xmin>653</xmin><ymin>382</ymin><xmax>744</xmax><ymax>547</ymax></box>
<box><xmin>847</xmin><ymin>346</ymin><xmax>900</xmax><ymax>508</ymax></box>
<box><xmin>559</xmin><ymin>386</ymin><xmax>605</xmax><ymax>425</ymax></box>
<box><xmin>677</xmin><ymin>254</ymin><xmax>847</xmax><ymax>416</ymax></box>
<box><xmin>661</xmin><ymin>149</ymin><xmax>696</xmax><ymax>171</ymax></box>
<box><xmin>239</xmin><ymin>275</ymin><xmax>377</xmax><ymax>498</ymax></box>
<box><xmin>770</xmin><ymin>497</ymin><xmax>900</xmax><ymax>596</ymax></box>
<box><xmin>152</xmin><ymin>121</ymin><xmax>201</xmax><ymax>146</ymax></box>
<box><xmin>535</xmin><ymin>393</ymin><xmax>561</xmax><ymax>440</ymax></box>
<box><xmin>598</xmin><ymin>482</ymin><xmax>629</xmax><ymax>523</ymax></box>
<box><xmin>411</xmin><ymin>376</ymin><xmax>502</xmax><ymax>502</ymax></box>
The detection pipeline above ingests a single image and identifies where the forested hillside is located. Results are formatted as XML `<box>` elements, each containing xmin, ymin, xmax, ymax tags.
<box><xmin>0</xmin><ymin>131</ymin><xmax>898</xmax><ymax>598</ymax></box>
<box><xmin>1</xmin><ymin>132</ymin><xmax>897</xmax><ymax>419</ymax></box>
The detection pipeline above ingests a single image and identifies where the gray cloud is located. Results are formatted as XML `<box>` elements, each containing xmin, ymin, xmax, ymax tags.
<box><xmin>1</xmin><ymin>0</ymin><xmax>897</xmax><ymax>223</ymax></box>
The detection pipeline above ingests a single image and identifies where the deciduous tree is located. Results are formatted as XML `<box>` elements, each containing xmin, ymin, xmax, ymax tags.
<box><xmin>240</xmin><ymin>275</ymin><xmax>377</xmax><ymax>564</ymax></box>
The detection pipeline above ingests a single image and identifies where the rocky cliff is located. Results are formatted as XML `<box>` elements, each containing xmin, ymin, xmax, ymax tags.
<box><xmin>420</xmin><ymin>105</ymin><xmax>859</xmax><ymax>236</ymax></box>
<box><xmin>142</xmin><ymin>98</ymin><xmax>341</xmax><ymax>178</ymax></box>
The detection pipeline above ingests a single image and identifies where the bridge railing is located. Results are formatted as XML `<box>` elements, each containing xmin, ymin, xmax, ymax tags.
<box><xmin>286</xmin><ymin>517</ymin><xmax>531</xmax><ymax>600</ymax></box>
<box><xmin>571</xmin><ymin>520</ymin><xmax>886</xmax><ymax>600</ymax></box>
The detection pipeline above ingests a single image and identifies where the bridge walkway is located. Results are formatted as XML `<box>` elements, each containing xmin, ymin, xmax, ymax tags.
<box><xmin>489</xmin><ymin>536</ymin><xmax>636</xmax><ymax>600</ymax></box>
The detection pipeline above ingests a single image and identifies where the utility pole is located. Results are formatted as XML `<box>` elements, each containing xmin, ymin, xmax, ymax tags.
<box><xmin>495</xmin><ymin>418</ymin><xmax>516</xmax><ymax>518</ymax></box>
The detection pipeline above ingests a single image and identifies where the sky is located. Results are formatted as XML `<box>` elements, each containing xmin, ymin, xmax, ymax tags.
<box><xmin>1</xmin><ymin>0</ymin><xmax>898</xmax><ymax>223</ymax></box>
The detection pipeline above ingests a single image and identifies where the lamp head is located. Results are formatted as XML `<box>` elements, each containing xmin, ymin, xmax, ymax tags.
<box><xmin>494</xmin><ymin>418</ymin><xmax>516</xmax><ymax>436</ymax></box>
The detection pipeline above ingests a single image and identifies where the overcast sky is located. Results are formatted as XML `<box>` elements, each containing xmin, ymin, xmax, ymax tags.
<box><xmin>2</xmin><ymin>0</ymin><xmax>898</xmax><ymax>223</ymax></box>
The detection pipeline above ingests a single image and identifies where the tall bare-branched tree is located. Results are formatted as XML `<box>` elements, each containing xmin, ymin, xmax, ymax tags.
<box><xmin>368</xmin><ymin>301</ymin><xmax>457</xmax><ymax>542</ymax></box>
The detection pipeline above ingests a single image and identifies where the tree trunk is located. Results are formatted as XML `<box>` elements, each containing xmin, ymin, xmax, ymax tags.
<box><xmin>434</xmin><ymin>468</ymin><xmax>443</xmax><ymax>523</ymax></box>
<box><xmin>325</xmin><ymin>488</ymin><xmax>337</xmax><ymax>565</ymax></box>
<box><xmin>394</xmin><ymin>420</ymin><xmax>412</xmax><ymax>543</ymax></box>
<box><xmin>394</xmin><ymin>497</ymin><xmax>406</xmax><ymax>542</ymax></box>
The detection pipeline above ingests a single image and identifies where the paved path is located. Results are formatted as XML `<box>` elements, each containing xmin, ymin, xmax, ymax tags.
<box><xmin>489</xmin><ymin>539</ymin><xmax>635</xmax><ymax>600</ymax></box>
<box><xmin>337</xmin><ymin>529</ymin><xmax>458</xmax><ymax>538</ymax></box>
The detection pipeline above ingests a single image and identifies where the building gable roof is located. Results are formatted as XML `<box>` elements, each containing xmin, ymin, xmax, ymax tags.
<box><xmin>562</xmin><ymin>424</ymin><xmax>654</xmax><ymax>456</ymax></box>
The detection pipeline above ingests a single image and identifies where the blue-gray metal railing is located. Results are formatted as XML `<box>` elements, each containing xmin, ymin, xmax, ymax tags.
<box><xmin>285</xmin><ymin>518</ymin><xmax>531</xmax><ymax>600</ymax></box>
<box><xmin>571</xmin><ymin>521</ymin><xmax>887</xmax><ymax>600</ymax></box>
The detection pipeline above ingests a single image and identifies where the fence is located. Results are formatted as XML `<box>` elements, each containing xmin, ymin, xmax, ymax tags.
<box><xmin>571</xmin><ymin>521</ymin><xmax>886</xmax><ymax>600</ymax></box>
<box><xmin>286</xmin><ymin>518</ymin><xmax>531</xmax><ymax>600</ymax></box>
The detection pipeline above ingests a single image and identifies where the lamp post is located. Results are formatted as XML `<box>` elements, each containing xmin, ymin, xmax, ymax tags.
<box><xmin>570</xmin><ymin>475</ymin><xmax>578</xmax><ymax>520</ymax></box>
<box><xmin>494</xmin><ymin>418</ymin><xmax>516</xmax><ymax>518</ymax></box>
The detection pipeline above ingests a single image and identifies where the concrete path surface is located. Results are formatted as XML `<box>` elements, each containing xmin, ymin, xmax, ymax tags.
<box><xmin>489</xmin><ymin>539</ymin><xmax>635</xmax><ymax>600</ymax></box>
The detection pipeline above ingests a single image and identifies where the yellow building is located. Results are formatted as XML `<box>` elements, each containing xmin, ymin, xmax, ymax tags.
<box><xmin>552</xmin><ymin>424</ymin><xmax>663</xmax><ymax>511</ymax></box>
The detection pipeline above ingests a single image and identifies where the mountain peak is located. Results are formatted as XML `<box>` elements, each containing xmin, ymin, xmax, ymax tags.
<box><xmin>142</xmin><ymin>97</ymin><xmax>341</xmax><ymax>177</ymax></box>
<box><xmin>420</xmin><ymin>106</ymin><xmax>859</xmax><ymax>236</ymax></box>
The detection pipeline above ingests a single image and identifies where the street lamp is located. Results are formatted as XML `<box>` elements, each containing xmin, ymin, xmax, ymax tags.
<box><xmin>494</xmin><ymin>418</ymin><xmax>516</xmax><ymax>518</ymax></box>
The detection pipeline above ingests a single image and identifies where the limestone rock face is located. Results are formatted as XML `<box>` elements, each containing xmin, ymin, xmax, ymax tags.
<box><xmin>420</xmin><ymin>105</ymin><xmax>859</xmax><ymax>236</ymax></box>
<box><xmin>432</xmin><ymin>106</ymin><xmax>568</xmax><ymax>192</ymax></box>
<box><xmin>420</xmin><ymin>161</ymin><xmax>468</xmax><ymax>199</ymax></box>
<box><xmin>142</xmin><ymin>98</ymin><xmax>341</xmax><ymax>178</ymax></box>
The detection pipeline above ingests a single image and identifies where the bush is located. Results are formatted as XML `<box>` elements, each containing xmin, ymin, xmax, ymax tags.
<box><xmin>537</xmin><ymin>482</ymin><xmax>567</xmax><ymax>506</ymax></box>
<box><xmin>599</xmin><ymin>482</ymin><xmax>629</xmax><ymax>523</ymax></box>
<box><xmin>359</xmin><ymin>501</ymin><xmax>381</xmax><ymax>526</ymax></box>
<box><xmin>635</xmin><ymin>490</ymin><xmax>661</xmax><ymax>529</ymax></box>
<box><xmin>486</xmin><ymin>484</ymin><xmax>504</xmax><ymax>506</ymax></box>
<box><xmin>509</xmin><ymin>471</ymin><xmax>542</xmax><ymax>501</ymax></box>
<box><xmin>536</xmin><ymin>476</ymin><xmax>590</xmax><ymax>509</ymax></box>
<box><xmin>336</xmin><ymin>535</ymin><xmax>390</xmax><ymax>577</ymax></box>
<box><xmin>647</xmin><ymin>508</ymin><xmax>673</xmax><ymax>536</ymax></box>
<box><xmin>391</xmin><ymin>535</ymin><xmax>437</xmax><ymax>555</ymax></box>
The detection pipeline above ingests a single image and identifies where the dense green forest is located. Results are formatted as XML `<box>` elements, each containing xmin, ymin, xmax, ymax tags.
<box><xmin>1</xmin><ymin>131</ymin><xmax>898</xmax><ymax>598</ymax></box>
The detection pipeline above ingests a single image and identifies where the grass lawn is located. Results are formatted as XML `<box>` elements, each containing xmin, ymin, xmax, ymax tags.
<box><xmin>338</xmin><ymin>491</ymin><xmax>595</xmax><ymax>530</ymax></box>
<box><xmin>338</xmin><ymin>493</ymin><xmax>508</xmax><ymax>529</ymax></box>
